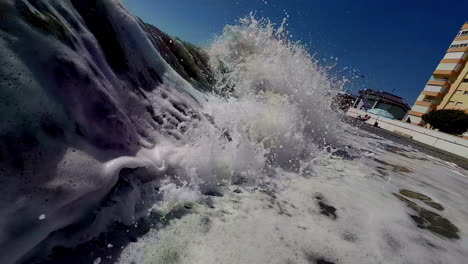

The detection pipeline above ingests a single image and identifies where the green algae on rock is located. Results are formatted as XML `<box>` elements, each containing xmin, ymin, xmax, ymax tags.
<box><xmin>399</xmin><ymin>189</ymin><xmax>444</xmax><ymax>211</ymax></box>
<box><xmin>373</xmin><ymin>158</ymin><xmax>414</xmax><ymax>173</ymax></box>
<box><xmin>393</xmin><ymin>193</ymin><xmax>458</xmax><ymax>239</ymax></box>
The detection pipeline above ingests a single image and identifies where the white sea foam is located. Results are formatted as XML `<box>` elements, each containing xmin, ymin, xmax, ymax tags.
<box><xmin>1</xmin><ymin>1</ymin><xmax>467</xmax><ymax>262</ymax></box>
<box><xmin>116</xmin><ymin>16</ymin><xmax>468</xmax><ymax>264</ymax></box>
<box><xmin>124</xmin><ymin>15</ymin><xmax>347</xmax><ymax>206</ymax></box>
<box><xmin>118</xmin><ymin>141</ymin><xmax>468</xmax><ymax>264</ymax></box>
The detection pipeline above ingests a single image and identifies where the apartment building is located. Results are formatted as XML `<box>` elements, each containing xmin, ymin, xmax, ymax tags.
<box><xmin>408</xmin><ymin>22</ymin><xmax>468</xmax><ymax>125</ymax></box>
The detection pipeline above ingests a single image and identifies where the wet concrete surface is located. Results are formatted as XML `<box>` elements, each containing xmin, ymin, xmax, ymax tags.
<box><xmin>343</xmin><ymin>116</ymin><xmax>468</xmax><ymax>170</ymax></box>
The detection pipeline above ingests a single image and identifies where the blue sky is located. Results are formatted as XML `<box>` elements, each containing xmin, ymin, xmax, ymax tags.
<box><xmin>123</xmin><ymin>0</ymin><xmax>468</xmax><ymax>104</ymax></box>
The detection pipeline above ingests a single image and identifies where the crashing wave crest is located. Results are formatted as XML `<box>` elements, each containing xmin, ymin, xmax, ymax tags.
<box><xmin>0</xmin><ymin>1</ymin><xmax>346</xmax><ymax>263</ymax></box>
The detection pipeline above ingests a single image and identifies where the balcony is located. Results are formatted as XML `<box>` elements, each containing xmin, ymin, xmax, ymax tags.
<box><xmin>429</xmin><ymin>76</ymin><xmax>449</xmax><ymax>80</ymax></box>
<box><xmin>415</xmin><ymin>101</ymin><xmax>437</xmax><ymax>107</ymax></box>
<box><xmin>440</xmin><ymin>58</ymin><xmax>467</xmax><ymax>64</ymax></box>
<box><xmin>433</xmin><ymin>65</ymin><xmax>463</xmax><ymax>77</ymax></box>
<box><xmin>448</xmin><ymin>47</ymin><xmax>468</xmax><ymax>52</ymax></box>
<box><xmin>421</xmin><ymin>91</ymin><xmax>446</xmax><ymax>97</ymax></box>
<box><xmin>423</xmin><ymin>84</ymin><xmax>449</xmax><ymax>94</ymax></box>
<box><xmin>433</xmin><ymin>70</ymin><xmax>458</xmax><ymax>77</ymax></box>
<box><xmin>455</xmin><ymin>36</ymin><xmax>468</xmax><ymax>41</ymax></box>
<box><xmin>423</xmin><ymin>97</ymin><xmax>441</xmax><ymax>103</ymax></box>
<box><xmin>427</xmin><ymin>80</ymin><xmax>450</xmax><ymax>86</ymax></box>
<box><xmin>410</xmin><ymin>103</ymin><xmax>434</xmax><ymax>115</ymax></box>
<box><xmin>408</xmin><ymin>110</ymin><xmax>425</xmax><ymax>117</ymax></box>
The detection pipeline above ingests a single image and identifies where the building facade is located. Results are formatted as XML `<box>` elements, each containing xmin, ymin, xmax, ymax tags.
<box><xmin>408</xmin><ymin>22</ymin><xmax>468</xmax><ymax>125</ymax></box>
<box><xmin>352</xmin><ymin>89</ymin><xmax>410</xmax><ymax>120</ymax></box>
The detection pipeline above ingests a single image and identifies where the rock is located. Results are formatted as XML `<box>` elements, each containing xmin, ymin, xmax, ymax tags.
<box><xmin>424</xmin><ymin>201</ymin><xmax>444</xmax><ymax>211</ymax></box>
<box><xmin>316</xmin><ymin>259</ymin><xmax>335</xmax><ymax>264</ymax></box>
<box><xmin>374</xmin><ymin>159</ymin><xmax>413</xmax><ymax>173</ymax></box>
<box><xmin>393</xmin><ymin>193</ymin><xmax>418</xmax><ymax>207</ymax></box>
<box><xmin>419</xmin><ymin>208</ymin><xmax>459</xmax><ymax>239</ymax></box>
<box><xmin>330</xmin><ymin>149</ymin><xmax>356</xmax><ymax>160</ymax></box>
<box><xmin>304</xmin><ymin>252</ymin><xmax>337</xmax><ymax>264</ymax></box>
<box><xmin>393</xmin><ymin>192</ymin><xmax>458</xmax><ymax>239</ymax></box>
<box><xmin>399</xmin><ymin>189</ymin><xmax>444</xmax><ymax>211</ymax></box>
<box><xmin>399</xmin><ymin>189</ymin><xmax>431</xmax><ymax>200</ymax></box>
<box><xmin>409</xmin><ymin>214</ymin><xmax>426</xmax><ymax>229</ymax></box>
<box><xmin>318</xmin><ymin>201</ymin><xmax>337</xmax><ymax>220</ymax></box>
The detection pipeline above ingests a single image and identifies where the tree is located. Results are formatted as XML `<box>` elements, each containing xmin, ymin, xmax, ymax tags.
<box><xmin>422</xmin><ymin>109</ymin><xmax>468</xmax><ymax>135</ymax></box>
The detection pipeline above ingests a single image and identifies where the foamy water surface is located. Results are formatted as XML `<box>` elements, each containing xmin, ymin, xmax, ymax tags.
<box><xmin>112</xmin><ymin>17</ymin><xmax>468</xmax><ymax>264</ymax></box>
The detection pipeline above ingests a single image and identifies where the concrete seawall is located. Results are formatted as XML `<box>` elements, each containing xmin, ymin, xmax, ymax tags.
<box><xmin>346</xmin><ymin>108</ymin><xmax>468</xmax><ymax>158</ymax></box>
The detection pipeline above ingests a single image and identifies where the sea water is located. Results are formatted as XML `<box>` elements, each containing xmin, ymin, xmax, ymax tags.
<box><xmin>114</xmin><ymin>16</ymin><xmax>468</xmax><ymax>264</ymax></box>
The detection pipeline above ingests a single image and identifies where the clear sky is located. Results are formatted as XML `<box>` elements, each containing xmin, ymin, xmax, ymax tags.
<box><xmin>122</xmin><ymin>0</ymin><xmax>468</xmax><ymax>104</ymax></box>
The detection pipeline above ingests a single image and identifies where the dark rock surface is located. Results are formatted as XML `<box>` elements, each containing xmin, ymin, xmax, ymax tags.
<box><xmin>393</xmin><ymin>192</ymin><xmax>459</xmax><ymax>239</ymax></box>
<box><xmin>399</xmin><ymin>189</ymin><xmax>444</xmax><ymax>211</ymax></box>
<box><xmin>373</xmin><ymin>158</ymin><xmax>413</xmax><ymax>173</ymax></box>
<box><xmin>315</xmin><ymin>195</ymin><xmax>337</xmax><ymax>220</ymax></box>
<box><xmin>318</xmin><ymin>201</ymin><xmax>337</xmax><ymax>219</ymax></box>
<box><xmin>304</xmin><ymin>252</ymin><xmax>337</xmax><ymax>264</ymax></box>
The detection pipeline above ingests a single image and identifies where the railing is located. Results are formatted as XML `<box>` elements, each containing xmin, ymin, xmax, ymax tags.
<box><xmin>423</xmin><ymin>85</ymin><xmax>449</xmax><ymax>94</ymax></box>
<box><xmin>429</xmin><ymin>77</ymin><xmax>449</xmax><ymax>82</ymax></box>
<box><xmin>422</xmin><ymin>99</ymin><xmax>439</xmax><ymax>104</ymax></box>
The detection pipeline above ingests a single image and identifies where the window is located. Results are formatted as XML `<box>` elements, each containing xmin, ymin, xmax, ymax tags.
<box><xmin>455</xmin><ymin>102</ymin><xmax>463</xmax><ymax>106</ymax></box>
<box><xmin>456</xmin><ymin>90</ymin><xmax>462</xmax><ymax>94</ymax></box>
<box><xmin>463</xmin><ymin>79</ymin><xmax>468</xmax><ymax>83</ymax></box>
<box><xmin>431</xmin><ymin>77</ymin><xmax>449</xmax><ymax>82</ymax></box>
<box><xmin>452</xmin><ymin>43</ymin><xmax>468</xmax><ymax>48</ymax></box>
<box><xmin>423</xmin><ymin>97</ymin><xmax>439</xmax><ymax>104</ymax></box>
<box><xmin>464</xmin><ymin>91</ymin><xmax>468</xmax><ymax>95</ymax></box>
<box><xmin>448</xmin><ymin>101</ymin><xmax>455</xmax><ymax>105</ymax></box>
